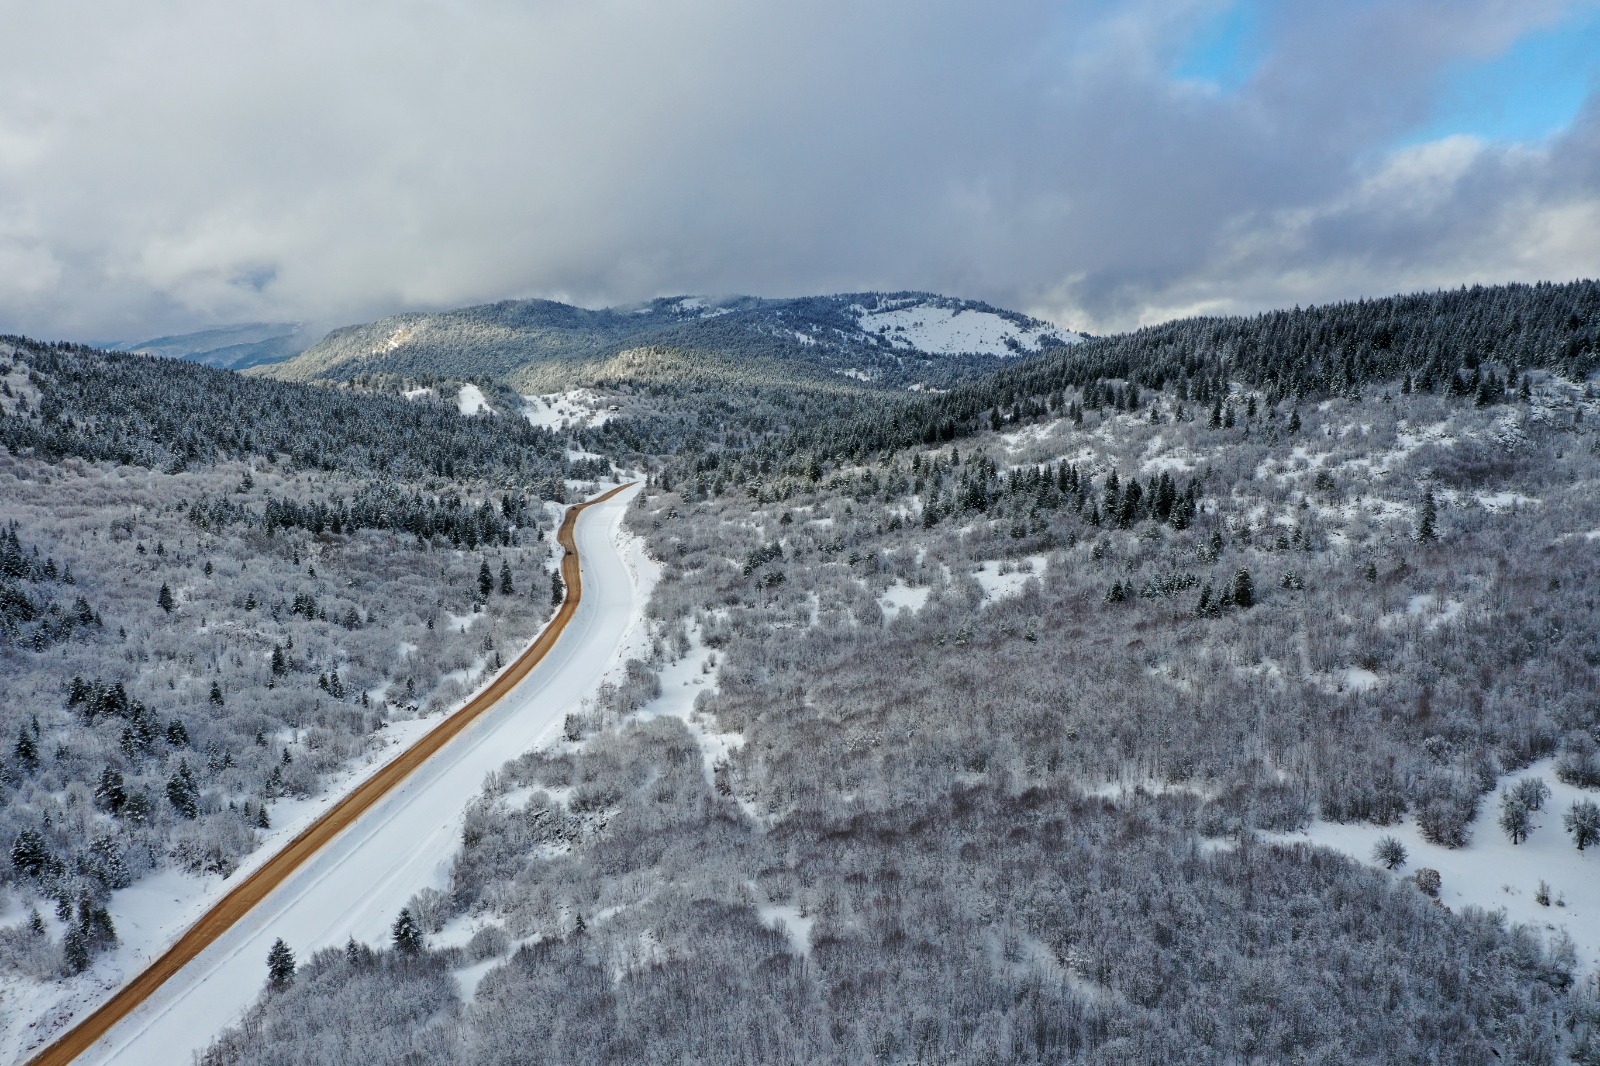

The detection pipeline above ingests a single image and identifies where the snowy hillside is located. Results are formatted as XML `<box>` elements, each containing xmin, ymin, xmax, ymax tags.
<box><xmin>258</xmin><ymin>290</ymin><xmax>1084</xmax><ymax>395</ymax></box>
<box><xmin>853</xmin><ymin>299</ymin><xmax>1076</xmax><ymax>356</ymax></box>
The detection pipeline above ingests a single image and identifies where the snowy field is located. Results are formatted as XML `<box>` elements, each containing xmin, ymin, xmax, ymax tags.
<box><xmin>521</xmin><ymin>389</ymin><xmax>619</xmax><ymax>431</ymax></box>
<box><xmin>1274</xmin><ymin>758</ymin><xmax>1600</xmax><ymax>972</ymax></box>
<box><xmin>17</xmin><ymin>486</ymin><xmax>646</xmax><ymax>1066</ymax></box>
<box><xmin>854</xmin><ymin>303</ymin><xmax>1077</xmax><ymax>356</ymax></box>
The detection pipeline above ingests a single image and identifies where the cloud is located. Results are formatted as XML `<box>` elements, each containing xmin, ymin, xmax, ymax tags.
<box><xmin>0</xmin><ymin>0</ymin><xmax>1596</xmax><ymax>341</ymax></box>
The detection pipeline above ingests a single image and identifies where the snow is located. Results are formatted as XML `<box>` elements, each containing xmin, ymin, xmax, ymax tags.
<box><xmin>1275</xmin><ymin>758</ymin><xmax>1600</xmax><ymax>973</ymax></box>
<box><xmin>402</xmin><ymin>386</ymin><xmax>435</xmax><ymax>401</ymax></box>
<box><xmin>1335</xmin><ymin>666</ymin><xmax>1381</xmax><ymax>692</ymax></box>
<box><xmin>1476</xmin><ymin>490</ymin><xmax>1538</xmax><ymax>511</ymax></box>
<box><xmin>879</xmin><ymin>580</ymin><xmax>931</xmax><ymax>621</ymax></box>
<box><xmin>455</xmin><ymin>383</ymin><xmax>488</xmax><ymax>416</ymax></box>
<box><xmin>521</xmin><ymin>389</ymin><xmax>618</xmax><ymax>430</ymax></box>
<box><xmin>752</xmin><ymin>894</ymin><xmax>814</xmax><ymax>957</ymax></box>
<box><xmin>853</xmin><ymin>303</ymin><xmax>1077</xmax><ymax>357</ymax></box>
<box><xmin>1402</xmin><ymin>593</ymin><xmax>1464</xmax><ymax>630</ymax></box>
<box><xmin>972</xmin><ymin>555</ymin><xmax>1048</xmax><ymax>600</ymax></box>
<box><xmin>671</xmin><ymin>297</ymin><xmax>731</xmax><ymax>320</ymax></box>
<box><xmin>373</xmin><ymin>326</ymin><xmax>414</xmax><ymax>354</ymax></box>
<box><xmin>51</xmin><ymin>486</ymin><xmax>647</xmax><ymax>1066</ymax></box>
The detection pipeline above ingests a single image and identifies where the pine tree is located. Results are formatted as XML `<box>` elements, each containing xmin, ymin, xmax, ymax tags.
<box><xmin>209</xmin><ymin>681</ymin><xmax>225</xmax><ymax>706</ymax></box>
<box><xmin>62</xmin><ymin>925</ymin><xmax>91</xmax><ymax>974</ymax></box>
<box><xmin>14</xmin><ymin>728</ymin><xmax>39</xmax><ymax>772</ymax></box>
<box><xmin>499</xmin><ymin>561</ymin><xmax>515</xmax><ymax>595</ymax></box>
<box><xmin>166</xmin><ymin>760</ymin><xmax>199</xmax><ymax>819</ymax></box>
<box><xmin>271</xmin><ymin>645</ymin><xmax>287</xmax><ymax>676</ymax></box>
<box><xmin>10</xmin><ymin>828</ymin><xmax>48</xmax><ymax>876</ymax></box>
<box><xmin>95</xmin><ymin>766</ymin><xmax>127</xmax><ymax>813</ymax></box>
<box><xmin>1417</xmin><ymin>488</ymin><xmax>1438</xmax><ymax>542</ymax></box>
<box><xmin>478</xmin><ymin>560</ymin><xmax>494</xmax><ymax>598</ymax></box>
<box><xmin>267</xmin><ymin>938</ymin><xmax>296</xmax><ymax>990</ymax></box>
<box><xmin>392</xmin><ymin>907</ymin><xmax>423</xmax><ymax>955</ymax></box>
<box><xmin>157</xmin><ymin>583</ymin><xmax>174</xmax><ymax>614</ymax></box>
<box><xmin>550</xmin><ymin>570</ymin><xmax>565</xmax><ymax>606</ymax></box>
<box><xmin>1231</xmin><ymin>569</ymin><xmax>1254</xmax><ymax>609</ymax></box>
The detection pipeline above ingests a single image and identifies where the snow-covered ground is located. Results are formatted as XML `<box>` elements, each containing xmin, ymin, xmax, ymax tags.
<box><xmin>973</xmin><ymin>555</ymin><xmax>1049</xmax><ymax>600</ymax></box>
<box><xmin>879</xmin><ymin>580</ymin><xmax>931</xmax><ymax>621</ymax></box>
<box><xmin>455</xmin><ymin>383</ymin><xmax>488</xmax><ymax>416</ymax></box>
<box><xmin>0</xmin><ymin>708</ymin><xmax>454</xmax><ymax>1065</ymax></box>
<box><xmin>521</xmin><ymin>389</ymin><xmax>619</xmax><ymax>430</ymax></box>
<box><xmin>38</xmin><ymin>486</ymin><xmax>645</xmax><ymax>1066</ymax></box>
<box><xmin>1273</xmin><ymin>758</ymin><xmax>1600</xmax><ymax>972</ymax></box>
<box><xmin>854</xmin><ymin>303</ymin><xmax>1077</xmax><ymax>356</ymax></box>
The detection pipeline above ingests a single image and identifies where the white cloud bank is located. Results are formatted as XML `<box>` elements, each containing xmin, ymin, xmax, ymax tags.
<box><xmin>0</xmin><ymin>0</ymin><xmax>1595</xmax><ymax>341</ymax></box>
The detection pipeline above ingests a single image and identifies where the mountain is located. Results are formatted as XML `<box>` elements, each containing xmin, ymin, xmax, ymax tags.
<box><xmin>113</xmin><ymin>322</ymin><xmax>316</xmax><ymax>372</ymax></box>
<box><xmin>257</xmin><ymin>293</ymin><xmax>1080</xmax><ymax>393</ymax></box>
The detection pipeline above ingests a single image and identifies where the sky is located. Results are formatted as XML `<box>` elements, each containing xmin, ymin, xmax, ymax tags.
<box><xmin>0</xmin><ymin>0</ymin><xmax>1597</xmax><ymax>343</ymax></box>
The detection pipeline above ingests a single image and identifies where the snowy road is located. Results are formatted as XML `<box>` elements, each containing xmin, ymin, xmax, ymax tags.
<box><xmin>50</xmin><ymin>484</ymin><xmax>642</xmax><ymax>1066</ymax></box>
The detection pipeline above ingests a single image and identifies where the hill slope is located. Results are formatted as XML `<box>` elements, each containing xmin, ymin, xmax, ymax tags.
<box><xmin>112</xmin><ymin>323</ymin><xmax>313</xmax><ymax>372</ymax></box>
<box><xmin>259</xmin><ymin>292</ymin><xmax>1079</xmax><ymax>393</ymax></box>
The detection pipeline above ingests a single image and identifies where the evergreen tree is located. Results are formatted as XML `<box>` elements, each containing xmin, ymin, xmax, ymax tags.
<box><xmin>550</xmin><ymin>570</ymin><xmax>565</xmax><ymax>606</ymax></box>
<box><xmin>95</xmin><ymin>766</ymin><xmax>127</xmax><ymax>813</ymax></box>
<box><xmin>271</xmin><ymin>645</ymin><xmax>288</xmax><ymax>676</ymax></box>
<box><xmin>1417</xmin><ymin>488</ymin><xmax>1438</xmax><ymax>542</ymax></box>
<box><xmin>209</xmin><ymin>681</ymin><xmax>225</xmax><ymax>706</ymax></box>
<box><xmin>1231</xmin><ymin>569</ymin><xmax>1254</xmax><ymax>609</ymax></box>
<box><xmin>157</xmin><ymin>582</ymin><xmax>174</xmax><ymax>613</ymax></box>
<box><xmin>392</xmin><ymin>907</ymin><xmax>423</xmax><ymax>955</ymax></box>
<box><xmin>62</xmin><ymin>925</ymin><xmax>91</xmax><ymax>974</ymax></box>
<box><xmin>1565</xmin><ymin>800</ymin><xmax>1600</xmax><ymax>851</ymax></box>
<box><xmin>10</xmin><ymin>828</ymin><xmax>48</xmax><ymax>876</ymax></box>
<box><xmin>267</xmin><ymin>938</ymin><xmax>296</xmax><ymax>990</ymax></box>
<box><xmin>167</xmin><ymin>760</ymin><xmax>199</xmax><ymax>819</ymax></box>
<box><xmin>499</xmin><ymin>561</ymin><xmax>515</xmax><ymax>595</ymax></box>
<box><xmin>14</xmin><ymin>728</ymin><xmax>39</xmax><ymax>772</ymax></box>
<box><xmin>478</xmin><ymin>560</ymin><xmax>494</xmax><ymax>598</ymax></box>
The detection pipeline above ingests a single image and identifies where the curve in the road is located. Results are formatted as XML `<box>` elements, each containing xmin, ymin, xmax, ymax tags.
<box><xmin>26</xmin><ymin>483</ymin><xmax>636</xmax><ymax>1066</ymax></box>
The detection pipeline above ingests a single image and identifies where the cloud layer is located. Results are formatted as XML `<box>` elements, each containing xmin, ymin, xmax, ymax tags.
<box><xmin>1</xmin><ymin>0</ymin><xmax>1597</xmax><ymax>341</ymax></box>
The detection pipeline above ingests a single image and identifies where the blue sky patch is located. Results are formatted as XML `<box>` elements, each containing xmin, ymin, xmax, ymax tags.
<box><xmin>1413</xmin><ymin>10</ymin><xmax>1600</xmax><ymax>144</ymax></box>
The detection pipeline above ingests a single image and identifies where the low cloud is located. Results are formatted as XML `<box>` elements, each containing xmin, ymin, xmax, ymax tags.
<box><xmin>0</xmin><ymin>0</ymin><xmax>1595</xmax><ymax>341</ymax></box>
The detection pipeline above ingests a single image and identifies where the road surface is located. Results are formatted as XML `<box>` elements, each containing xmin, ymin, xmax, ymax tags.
<box><xmin>27</xmin><ymin>482</ymin><xmax>641</xmax><ymax>1066</ymax></box>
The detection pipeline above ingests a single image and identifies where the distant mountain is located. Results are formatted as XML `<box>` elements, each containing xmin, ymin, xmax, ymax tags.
<box><xmin>114</xmin><ymin>321</ymin><xmax>316</xmax><ymax>371</ymax></box>
<box><xmin>257</xmin><ymin>293</ymin><xmax>1080</xmax><ymax>393</ymax></box>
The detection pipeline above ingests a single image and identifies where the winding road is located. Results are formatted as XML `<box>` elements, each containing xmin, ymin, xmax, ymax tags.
<box><xmin>26</xmin><ymin>483</ymin><xmax>642</xmax><ymax>1066</ymax></box>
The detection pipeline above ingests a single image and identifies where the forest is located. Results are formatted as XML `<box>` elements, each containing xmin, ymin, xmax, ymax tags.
<box><xmin>0</xmin><ymin>339</ymin><xmax>582</xmax><ymax>1000</ymax></box>
<box><xmin>194</xmin><ymin>282</ymin><xmax>1600</xmax><ymax>1064</ymax></box>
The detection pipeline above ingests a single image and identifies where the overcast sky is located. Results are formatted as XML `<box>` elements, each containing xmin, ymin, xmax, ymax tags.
<box><xmin>1</xmin><ymin>0</ymin><xmax>1598</xmax><ymax>342</ymax></box>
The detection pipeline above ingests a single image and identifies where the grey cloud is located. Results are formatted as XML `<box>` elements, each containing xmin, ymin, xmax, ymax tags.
<box><xmin>0</xmin><ymin>0</ymin><xmax>1595</xmax><ymax>342</ymax></box>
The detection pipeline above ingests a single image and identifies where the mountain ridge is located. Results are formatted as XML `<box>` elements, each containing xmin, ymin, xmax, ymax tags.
<box><xmin>257</xmin><ymin>291</ymin><xmax>1080</xmax><ymax>394</ymax></box>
